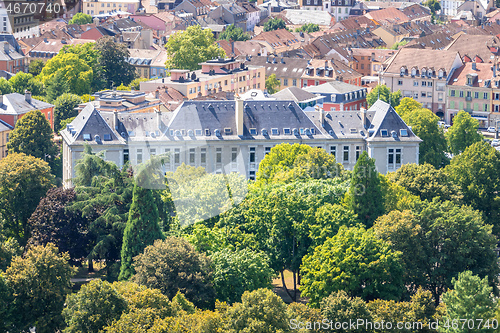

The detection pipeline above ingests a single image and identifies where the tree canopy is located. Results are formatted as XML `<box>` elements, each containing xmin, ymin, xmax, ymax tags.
<box><xmin>69</xmin><ymin>12</ymin><xmax>93</xmax><ymax>25</ymax></box>
<box><xmin>445</xmin><ymin>110</ymin><xmax>483</xmax><ymax>155</ymax></box>
<box><xmin>39</xmin><ymin>53</ymin><xmax>93</xmax><ymax>95</ymax></box>
<box><xmin>218</xmin><ymin>24</ymin><xmax>250</xmax><ymax>42</ymax></box>
<box><xmin>366</xmin><ymin>84</ymin><xmax>401</xmax><ymax>108</ymax></box>
<box><xmin>395</xmin><ymin>97</ymin><xmax>422</xmax><ymax>118</ymax></box>
<box><xmin>295</xmin><ymin>23</ymin><xmax>319</xmax><ymax>33</ymax></box>
<box><xmin>96</xmin><ymin>37</ymin><xmax>136</xmax><ymax>88</ymax></box>
<box><xmin>165</xmin><ymin>26</ymin><xmax>226</xmax><ymax>71</ymax></box>
<box><xmin>53</xmin><ymin>93</ymin><xmax>82</xmax><ymax>132</ymax></box>
<box><xmin>8</xmin><ymin>72</ymin><xmax>43</xmax><ymax>95</ymax></box>
<box><xmin>265</xmin><ymin>73</ymin><xmax>280</xmax><ymax>94</ymax></box>
<box><xmin>264</xmin><ymin>18</ymin><xmax>287</xmax><ymax>32</ymax></box>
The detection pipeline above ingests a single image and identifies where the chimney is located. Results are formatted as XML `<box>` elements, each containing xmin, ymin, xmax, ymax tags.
<box><xmin>3</xmin><ymin>42</ymin><xmax>8</xmax><ymax>54</ymax></box>
<box><xmin>155</xmin><ymin>108</ymin><xmax>162</xmax><ymax>130</ymax></box>
<box><xmin>43</xmin><ymin>38</ymin><xmax>48</xmax><ymax>43</ymax></box>
<box><xmin>0</xmin><ymin>95</ymin><xmax>3</xmax><ymax>106</ymax></box>
<box><xmin>155</xmin><ymin>89</ymin><xmax>159</xmax><ymax>99</ymax></box>
<box><xmin>324</xmin><ymin>60</ymin><xmax>328</xmax><ymax>69</ymax></box>
<box><xmin>235</xmin><ymin>97</ymin><xmax>244</xmax><ymax>136</ymax></box>
<box><xmin>230</xmin><ymin>38</ymin><xmax>235</xmax><ymax>57</ymax></box>
<box><xmin>320</xmin><ymin>107</ymin><xmax>325</xmax><ymax>127</ymax></box>
<box><xmin>361</xmin><ymin>107</ymin><xmax>367</xmax><ymax>129</ymax></box>
<box><xmin>24</xmin><ymin>90</ymin><xmax>31</xmax><ymax>103</ymax></box>
<box><xmin>472</xmin><ymin>62</ymin><xmax>477</xmax><ymax>70</ymax></box>
<box><xmin>113</xmin><ymin>111</ymin><xmax>119</xmax><ymax>130</ymax></box>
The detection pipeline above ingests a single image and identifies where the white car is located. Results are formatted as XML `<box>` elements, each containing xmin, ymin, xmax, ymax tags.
<box><xmin>438</xmin><ymin>121</ymin><xmax>446</xmax><ymax>127</ymax></box>
<box><xmin>492</xmin><ymin>139</ymin><xmax>500</xmax><ymax>147</ymax></box>
<box><xmin>487</xmin><ymin>127</ymin><xmax>496</xmax><ymax>133</ymax></box>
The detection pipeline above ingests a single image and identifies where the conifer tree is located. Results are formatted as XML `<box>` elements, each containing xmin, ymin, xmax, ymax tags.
<box><xmin>119</xmin><ymin>183</ymin><xmax>164</xmax><ymax>281</ymax></box>
<box><xmin>346</xmin><ymin>151</ymin><xmax>385</xmax><ymax>227</ymax></box>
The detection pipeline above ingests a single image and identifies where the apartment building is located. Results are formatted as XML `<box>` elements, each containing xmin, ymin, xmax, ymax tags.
<box><xmin>61</xmin><ymin>99</ymin><xmax>421</xmax><ymax>187</ymax></box>
<box><xmin>304</xmin><ymin>81</ymin><xmax>367</xmax><ymax>111</ymax></box>
<box><xmin>382</xmin><ymin>48</ymin><xmax>463</xmax><ymax>117</ymax></box>
<box><xmin>82</xmin><ymin>0</ymin><xmax>140</xmax><ymax>15</ymax></box>
<box><xmin>140</xmin><ymin>57</ymin><xmax>266</xmax><ymax>99</ymax></box>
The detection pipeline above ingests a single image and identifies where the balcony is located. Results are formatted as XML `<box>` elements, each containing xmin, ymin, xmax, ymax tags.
<box><xmin>465</xmin><ymin>96</ymin><xmax>472</xmax><ymax>101</ymax></box>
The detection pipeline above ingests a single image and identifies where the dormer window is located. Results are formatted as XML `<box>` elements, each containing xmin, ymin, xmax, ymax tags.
<box><xmin>421</xmin><ymin>68</ymin><xmax>426</xmax><ymax>77</ymax></box>
<box><xmin>250</xmin><ymin>128</ymin><xmax>257</xmax><ymax>135</ymax></box>
<box><xmin>400</xmin><ymin>129</ymin><xmax>408</xmax><ymax>136</ymax></box>
<box><xmin>83</xmin><ymin>134</ymin><xmax>91</xmax><ymax>141</ymax></box>
<box><xmin>380</xmin><ymin>129</ymin><xmax>388</xmax><ymax>136</ymax></box>
<box><xmin>400</xmin><ymin>67</ymin><xmax>405</xmax><ymax>76</ymax></box>
<box><xmin>411</xmin><ymin>68</ymin><xmax>417</xmax><ymax>76</ymax></box>
<box><xmin>438</xmin><ymin>69</ymin><xmax>444</xmax><ymax>78</ymax></box>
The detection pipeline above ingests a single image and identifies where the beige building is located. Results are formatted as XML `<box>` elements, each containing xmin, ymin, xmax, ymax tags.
<box><xmin>82</xmin><ymin>0</ymin><xmax>140</xmax><ymax>15</ymax></box>
<box><xmin>61</xmin><ymin>99</ymin><xmax>421</xmax><ymax>187</ymax></box>
<box><xmin>140</xmin><ymin>58</ymin><xmax>266</xmax><ymax>99</ymax></box>
<box><xmin>382</xmin><ymin>48</ymin><xmax>463</xmax><ymax>117</ymax></box>
<box><xmin>0</xmin><ymin>119</ymin><xmax>12</xmax><ymax>159</ymax></box>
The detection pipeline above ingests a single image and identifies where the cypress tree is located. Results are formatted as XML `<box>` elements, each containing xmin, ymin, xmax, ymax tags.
<box><xmin>347</xmin><ymin>151</ymin><xmax>385</xmax><ymax>227</ymax></box>
<box><xmin>119</xmin><ymin>183</ymin><xmax>164</xmax><ymax>280</ymax></box>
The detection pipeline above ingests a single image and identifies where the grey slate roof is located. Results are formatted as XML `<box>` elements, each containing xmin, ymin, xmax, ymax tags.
<box><xmin>272</xmin><ymin>87</ymin><xmax>322</xmax><ymax>103</ymax></box>
<box><xmin>0</xmin><ymin>119</ymin><xmax>13</xmax><ymax>132</ymax></box>
<box><xmin>304</xmin><ymin>81</ymin><xmax>365</xmax><ymax>94</ymax></box>
<box><xmin>62</xmin><ymin>99</ymin><xmax>420</xmax><ymax>145</ymax></box>
<box><xmin>0</xmin><ymin>93</ymin><xmax>53</xmax><ymax>115</ymax></box>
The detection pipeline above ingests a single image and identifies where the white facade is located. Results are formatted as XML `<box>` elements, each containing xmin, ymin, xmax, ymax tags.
<box><xmin>441</xmin><ymin>0</ymin><xmax>465</xmax><ymax>17</ymax></box>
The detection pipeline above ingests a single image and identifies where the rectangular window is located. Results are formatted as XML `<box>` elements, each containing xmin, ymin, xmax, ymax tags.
<box><xmin>150</xmin><ymin>148</ymin><xmax>156</xmax><ymax>156</ymax></box>
<box><xmin>271</xmin><ymin>128</ymin><xmax>279</xmax><ymax>135</ymax></box>
<box><xmin>265</xmin><ymin>147</ymin><xmax>271</xmax><ymax>155</ymax></box>
<box><xmin>283</xmin><ymin>128</ymin><xmax>291</xmax><ymax>135</ymax></box>
<box><xmin>283</xmin><ymin>79</ymin><xmax>288</xmax><ymax>86</ymax></box>
<box><xmin>421</xmin><ymin>92</ymin><xmax>426</xmax><ymax>97</ymax></box>
<box><xmin>398</xmin><ymin>80</ymin><xmax>403</xmax><ymax>85</ymax></box>
<box><xmin>475</xmin><ymin>92</ymin><xmax>479</xmax><ymax>99</ymax></box>
<box><xmin>413</xmin><ymin>80</ymin><xmax>419</xmax><ymax>86</ymax></box>
<box><xmin>343</xmin><ymin>146</ymin><xmax>349</xmax><ymax>162</ymax></box>
<box><xmin>250</xmin><ymin>128</ymin><xmax>257</xmax><ymax>135</ymax></box>
<box><xmin>428</xmin><ymin>81</ymin><xmax>433</xmax><ymax>87</ymax></box>
<box><xmin>216</xmin><ymin>148</ymin><xmax>222</xmax><ymax>164</ymax></box>
<box><xmin>137</xmin><ymin>149</ymin><xmax>143</xmax><ymax>164</ymax></box>
<box><xmin>484</xmin><ymin>92</ymin><xmax>489</xmax><ymax>99</ymax></box>
<box><xmin>292</xmin><ymin>79</ymin><xmax>297</xmax><ymax>86</ymax></box>
<box><xmin>189</xmin><ymin>148</ymin><xmax>195</xmax><ymax>165</ymax></box>
<box><xmin>331</xmin><ymin>94</ymin><xmax>337</xmax><ymax>102</ymax></box>
<box><xmin>381</xmin><ymin>129</ymin><xmax>388</xmax><ymax>136</ymax></box>
<box><xmin>451</xmin><ymin>90</ymin><xmax>456</xmax><ymax>97</ymax></box>
<box><xmin>388</xmin><ymin>148</ymin><xmax>402</xmax><ymax>169</ymax></box>
<box><xmin>231</xmin><ymin>147</ymin><xmax>238</xmax><ymax>170</ymax></box>
<box><xmin>124</xmin><ymin>149</ymin><xmax>129</xmax><ymax>163</ymax></box>
<box><xmin>422</xmin><ymin>81</ymin><xmax>427</xmax><ymax>86</ymax></box>
<box><xmin>200</xmin><ymin>148</ymin><xmax>206</xmax><ymax>165</ymax></box>
<box><xmin>459</xmin><ymin>90</ymin><xmax>464</xmax><ymax>98</ymax></box>
<box><xmin>485</xmin><ymin>104</ymin><xmax>489</xmax><ymax>112</ymax></box>
<box><xmin>195</xmin><ymin>129</ymin><xmax>202</xmax><ymax>136</ymax></box>
<box><xmin>174</xmin><ymin>149</ymin><xmax>180</xmax><ymax>165</ymax></box>
<box><xmin>330</xmin><ymin>145</ymin><xmax>336</xmax><ymax>157</ymax></box>
<box><xmin>205</xmin><ymin>129</ymin><xmax>210</xmax><ymax>136</ymax></box>
<box><xmin>249</xmin><ymin>147</ymin><xmax>256</xmax><ymax>163</ymax></box>
<box><xmin>355</xmin><ymin>146</ymin><xmax>361</xmax><ymax>161</ymax></box>
<box><xmin>249</xmin><ymin>170</ymin><xmax>256</xmax><ymax>180</ymax></box>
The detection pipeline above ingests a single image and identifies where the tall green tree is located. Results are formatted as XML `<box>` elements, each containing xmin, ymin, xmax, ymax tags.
<box><xmin>165</xmin><ymin>25</ymin><xmax>225</xmax><ymax>71</ymax></box>
<box><xmin>8</xmin><ymin>71</ymin><xmax>43</xmax><ymax>95</ymax></box>
<box><xmin>264</xmin><ymin>17</ymin><xmax>287</xmax><ymax>31</ymax></box>
<box><xmin>265</xmin><ymin>73</ymin><xmax>280</xmax><ymax>94</ymax></box>
<box><xmin>346</xmin><ymin>151</ymin><xmax>385</xmax><ymax>227</ymax></box>
<box><xmin>445</xmin><ymin>141</ymin><xmax>500</xmax><ymax>232</ymax></box>
<box><xmin>39</xmin><ymin>53</ymin><xmax>93</xmax><ymax>95</ymax></box>
<box><xmin>320</xmin><ymin>291</ymin><xmax>373</xmax><ymax>333</ymax></box>
<box><xmin>295</xmin><ymin>23</ymin><xmax>320</xmax><ymax>33</ymax></box>
<box><xmin>7</xmin><ymin>109</ymin><xmax>58</xmax><ymax>169</ymax></box>
<box><xmin>218</xmin><ymin>24</ymin><xmax>250</xmax><ymax>41</ymax></box>
<box><xmin>403</xmin><ymin>108</ymin><xmax>448</xmax><ymax>168</ymax></box>
<box><xmin>28</xmin><ymin>59</ymin><xmax>45</xmax><ymax>76</ymax></box>
<box><xmin>366</xmin><ymin>84</ymin><xmax>401</xmax><ymax>108</ymax></box>
<box><xmin>6</xmin><ymin>243</ymin><xmax>75</xmax><ymax>333</ymax></box>
<box><xmin>0</xmin><ymin>77</ymin><xmax>12</xmax><ymax>94</ymax></box>
<box><xmin>96</xmin><ymin>37</ymin><xmax>136</xmax><ymax>88</ymax></box>
<box><xmin>69</xmin><ymin>12</ymin><xmax>93</xmax><ymax>25</ymax></box>
<box><xmin>374</xmin><ymin>200</ymin><xmax>499</xmax><ymax>303</ymax></box>
<box><xmin>395</xmin><ymin>97</ymin><xmax>421</xmax><ymax>118</ymax></box>
<box><xmin>210</xmin><ymin>248</ymin><xmax>275</xmax><ymax>304</ymax></box>
<box><xmin>0</xmin><ymin>275</ymin><xmax>13</xmax><ymax>332</ymax></box>
<box><xmin>46</xmin><ymin>70</ymin><xmax>70</xmax><ymax>102</ymax></box>
<box><xmin>62</xmin><ymin>279</ymin><xmax>128</xmax><ymax>333</ymax></box>
<box><xmin>445</xmin><ymin>110</ymin><xmax>483</xmax><ymax>155</ymax></box>
<box><xmin>60</xmin><ymin>42</ymin><xmax>105</xmax><ymax>91</ymax></box>
<box><xmin>440</xmin><ymin>271</ymin><xmax>496</xmax><ymax>333</ymax></box>
<box><xmin>0</xmin><ymin>153</ymin><xmax>53</xmax><ymax>244</ymax></box>
<box><xmin>119</xmin><ymin>183</ymin><xmax>164</xmax><ymax>281</ymax></box>
<box><xmin>53</xmin><ymin>93</ymin><xmax>82</xmax><ymax>132</ymax></box>
<box><xmin>132</xmin><ymin>237</ymin><xmax>215</xmax><ymax>308</ymax></box>
<box><xmin>301</xmin><ymin>226</ymin><xmax>404</xmax><ymax>307</ymax></box>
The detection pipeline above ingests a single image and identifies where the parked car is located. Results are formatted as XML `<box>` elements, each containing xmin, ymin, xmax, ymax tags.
<box><xmin>438</xmin><ymin>121</ymin><xmax>446</xmax><ymax>127</ymax></box>
<box><xmin>487</xmin><ymin>127</ymin><xmax>496</xmax><ymax>133</ymax></box>
<box><xmin>491</xmin><ymin>139</ymin><xmax>499</xmax><ymax>147</ymax></box>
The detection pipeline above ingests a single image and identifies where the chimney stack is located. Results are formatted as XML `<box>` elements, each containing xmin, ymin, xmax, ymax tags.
<box><xmin>235</xmin><ymin>97</ymin><xmax>244</xmax><ymax>136</ymax></box>
<box><xmin>155</xmin><ymin>108</ymin><xmax>162</xmax><ymax>130</ymax></box>
<box><xmin>472</xmin><ymin>62</ymin><xmax>477</xmax><ymax>70</ymax></box>
<box><xmin>155</xmin><ymin>89</ymin><xmax>160</xmax><ymax>99</ymax></box>
<box><xmin>361</xmin><ymin>107</ymin><xmax>367</xmax><ymax>129</ymax></box>
<box><xmin>320</xmin><ymin>107</ymin><xmax>325</xmax><ymax>127</ymax></box>
<box><xmin>113</xmin><ymin>111</ymin><xmax>119</xmax><ymax>130</ymax></box>
<box><xmin>24</xmin><ymin>90</ymin><xmax>31</xmax><ymax>104</ymax></box>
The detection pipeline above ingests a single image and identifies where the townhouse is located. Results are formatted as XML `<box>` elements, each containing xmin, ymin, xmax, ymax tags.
<box><xmin>304</xmin><ymin>81</ymin><xmax>368</xmax><ymax>111</ymax></box>
<box><xmin>61</xmin><ymin>98</ymin><xmax>421</xmax><ymax>187</ymax></box>
<box><xmin>381</xmin><ymin>48</ymin><xmax>463</xmax><ymax>117</ymax></box>
<box><xmin>82</xmin><ymin>0</ymin><xmax>141</xmax><ymax>15</ymax></box>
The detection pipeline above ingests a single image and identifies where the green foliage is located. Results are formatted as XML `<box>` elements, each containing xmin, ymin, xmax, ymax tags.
<box><xmin>423</xmin><ymin>0</ymin><xmax>441</xmax><ymax>13</ymax></box>
<box><xmin>54</xmin><ymin>93</ymin><xmax>82</xmax><ymax>132</ymax></box>
<box><xmin>104</xmin><ymin>308</ymin><xmax>161</xmax><ymax>333</ymax></box>
<box><xmin>59</xmin><ymin>116</ymin><xmax>76</xmax><ymax>133</ymax></box>
<box><xmin>440</xmin><ymin>271</ymin><xmax>496</xmax><ymax>333</ymax></box>
<box><xmin>310</xmin><ymin>203</ymin><xmax>359</xmax><ymax>248</ymax></box>
<box><xmin>265</xmin><ymin>73</ymin><xmax>280</xmax><ymax>94</ymax></box>
<box><xmin>210</xmin><ymin>248</ymin><xmax>275</xmax><ymax>304</ymax></box>
<box><xmin>60</xmin><ymin>42</ymin><xmax>105</xmax><ymax>91</ymax></box>
<box><xmin>402</xmin><ymin>108</ymin><xmax>448</xmax><ymax>168</ymax></box>
<box><xmin>380</xmin><ymin>175</ymin><xmax>421</xmax><ymax>213</ymax></box>
<box><xmin>27</xmin><ymin>187</ymin><xmax>90</xmax><ymax>262</ymax></box>
<box><xmin>287</xmin><ymin>302</ymin><xmax>324</xmax><ymax>333</ymax></box>
<box><xmin>96</xmin><ymin>37</ymin><xmax>136</xmax><ymax>88</ymax></box>
<box><xmin>0</xmin><ymin>153</ymin><xmax>53</xmax><ymax>244</ymax></box>
<box><xmin>256</xmin><ymin>143</ymin><xmax>342</xmax><ymax>184</ymax></box>
<box><xmin>445</xmin><ymin>110</ymin><xmax>483</xmax><ymax>155</ymax></box>
<box><xmin>63</xmin><ymin>279</ymin><xmax>128</xmax><ymax>333</ymax></box>
<box><xmin>218</xmin><ymin>24</ymin><xmax>251</xmax><ymax>41</ymax></box>
<box><xmin>320</xmin><ymin>290</ymin><xmax>373</xmax><ymax>332</ymax></box>
<box><xmin>128</xmin><ymin>77</ymin><xmax>149</xmax><ymax>90</ymax></box>
<box><xmin>224</xmin><ymin>288</ymin><xmax>290</xmax><ymax>333</ymax></box>
<box><xmin>301</xmin><ymin>226</ymin><xmax>404</xmax><ymax>307</ymax></box>
<box><xmin>46</xmin><ymin>70</ymin><xmax>70</xmax><ymax>102</ymax></box>
<box><xmin>366</xmin><ymin>84</ymin><xmax>401</xmax><ymax>108</ymax></box>
<box><xmin>445</xmin><ymin>141</ymin><xmax>500</xmax><ymax>231</ymax></box>
<box><xmin>391</xmin><ymin>40</ymin><xmax>409</xmax><ymax>50</ymax></box>
<box><xmin>395</xmin><ymin>97</ymin><xmax>421</xmax><ymax>118</ymax></box>
<box><xmin>69</xmin><ymin>12</ymin><xmax>93</xmax><ymax>25</ymax></box>
<box><xmin>132</xmin><ymin>237</ymin><xmax>216</xmax><ymax>308</ymax></box>
<box><xmin>6</xmin><ymin>243</ymin><xmax>75</xmax><ymax>333</ymax></box>
<box><xmin>346</xmin><ymin>151</ymin><xmax>385</xmax><ymax>227</ymax></box>
<box><xmin>388</xmin><ymin>163</ymin><xmax>462</xmax><ymax>202</ymax></box>
<box><xmin>0</xmin><ymin>236</ymin><xmax>21</xmax><ymax>271</ymax></box>
<box><xmin>165</xmin><ymin>25</ymin><xmax>225</xmax><ymax>71</ymax></box>
<box><xmin>295</xmin><ymin>23</ymin><xmax>320</xmax><ymax>33</ymax></box>
<box><xmin>28</xmin><ymin>59</ymin><xmax>45</xmax><ymax>76</ymax></box>
<box><xmin>374</xmin><ymin>200</ymin><xmax>499</xmax><ymax>303</ymax></box>
<box><xmin>9</xmin><ymin>71</ymin><xmax>43</xmax><ymax>95</ymax></box>
<box><xmin>39</xmin><ymin>53</ymin><xmax>93</xmax><ymax>95</ymax></box>
<box><xmin>183</xmin><ymin>223</ymin><xmax>227</xmax><ymax>254</ymax></box>
<box><xmin>0</xmin><ymin>274</ymin><xmax>13</xmax><ymax>332</ymax></box>
<box><xmin>119</xmin><ymin>183</ymin><xmax>164</xmax><ymax>281</ymax></box>
<box><xmin>0</xmin><ymin>77</ymin><xmax>12</xmax><ymax>94</ymax></box>
<box><xmin>264</xmin><ymin>17</ymin><xmax>287</xmax><ymax>32</ymax></box>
